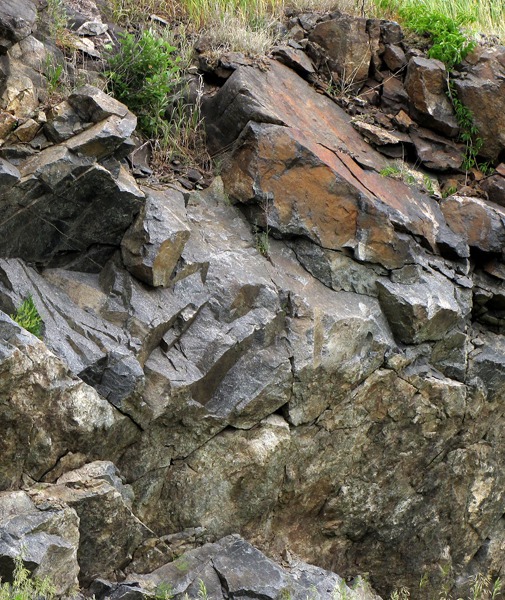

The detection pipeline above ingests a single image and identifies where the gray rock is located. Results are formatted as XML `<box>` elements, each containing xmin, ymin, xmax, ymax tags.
<box><xmin>377</xmin><ymin>267</ymin><xmax>465</xmax><ymax>344</ymax></box>
<box><xmin>0</xmin><ymin>157</ymin><xmax>20</xmax><ymax>193</ymax></box>
<box><xmin>0</xmin><ymin>308</ymin><xmax>138</xmax><ymax>488</ymax></box>
<box><xmin>45</xmin><ymin>100</ymin><xmax>86</xmax><ymax>143</ymax></box>
<box><xmin>0</xmin><ymin>491</ymin><xmax>79</xmax><ymax>595</ymax></box>
<box><xmin>0</xmin><ymin>144</ymin><xmax>144</xmax><ymax>269</ymax></box>
<box><xmin>271</xmin><ymin>45</ymin><xmax>315</xmax><ymax>77</ymax></box>
<box><xmin>69</xmin><ymin>85</ymin><xmax>129</xmax><ymax>122</ymax></box>
<box><xmin>121</xmin><ymin>188</ymin><xmax>191</xmax><ymax>287</ymax></box>
<box><xmin>30</xmin><ymin>466</ymin><xmax>152</xmax><ymax>586</ymax></box>
<box><xmin>0</xmin><ymin>0</ymin><xmax>37</xmax><ymax>53</ymax></box>
<box><xmin>134</xmin><ymin>535</ymin><xmax>380</xmax><ymax>600</ymax></box>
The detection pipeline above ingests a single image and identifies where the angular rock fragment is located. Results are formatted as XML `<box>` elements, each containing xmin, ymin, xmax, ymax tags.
<box><xmin>481</xmin><ymin>167</ymin><xmax>505</xmax><ymax>207</ymax></box>
<box><xmin>405</xmin><ymin>57</ymin><xmax>459</xmax><ymax>137</ymax></box>
<box><xmin>0</xmin><ymin>0</ymin><xmax>37</xmax><ymax>53</ymax></box>
<box><xmin>0</xmin><ymin>491</ymin><xmax>79</xmax><ymax>595</ymax></box>
<box><xmin>410</xmin><ymin>127</ymin><xmax>464</xmax><ymax>171</ymax></box>
<box><xmin>440</xmin><ymin>194</ymin><xmax>505</xmax><ymax>255</ymax></box>
<box><xmin>0</xmin><ymin>146</ymin><xmax>144</xmax><ymax>269</ymax></box>
<box><xmin>453</xmin><ymin>46</ymin><xmax>505</xmax><ymax>161</ymax></box>
<box><xmin>30</xmin><ymin>463</ymin><xmax>152</xmax><ymax>586</ymax></box>
<box><xmin>309</xmin><ymin>15</ymin><xmax>372</xmax><ymax>90</ymax></box>
<box><xmin>377</xmin><ymin>267</ymin><xmax>465</xmax><ymax>344</ymax></box>
<box><xmin>0</xmin><ymin>157</ymin><xmax>20</xmax><ymax>193</ymax></box>
<box><xmin>121</xmin><ymin>188</ymin><xmax>191</xmax><ymax>287</ymax></box>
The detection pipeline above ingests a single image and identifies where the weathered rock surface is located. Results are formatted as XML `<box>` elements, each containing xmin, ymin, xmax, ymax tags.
<box><xmin>130</xmin><ymin>535</ymin><xmax>379</xmax><ymax>600</ymax></box>
<box><xmin>0</xmin><ymin>311</ymin><xmax>138</xmax><ymax>489</ymax></box>
<box><xmin>405</xmin><ymin>57</ymin><xmax>459</xmax><ymax>137</ymax></box>
<box><xmin>0</xmin><ymin>86</ymin><xmax>142</xmax><ymax>270</ymax></box>
<box><xmin>453</xmin><ymin>46</ymin><xmax>505</xmax><ymax>161</ymax></box>
<box><xmin>377</xmin><ymin>266</ymin><xmax>467</xmax><ymax>344</ymax></box>
<box><xmin>308</xmin><ymin>15</ymin><xmax>372</xmax><ymax>89</ymax></box>
<box><xmin>0</xmin><ymin>490</ymin><xmax>79</xmax><ymax>595</ymax></box>
<box><xmin>121</xmin><ymin>188</ymin><xmax>191</xmax><ymax>287</ymax></box>
<box><xmin>3</xmin><ymin>6</ymin><xmax>505</xmax><ymax>600</ymax></box>
<box><xmin>0</xmin><ymin>0</ymin><xmax>37</xmax><ymax>53</ymax></box>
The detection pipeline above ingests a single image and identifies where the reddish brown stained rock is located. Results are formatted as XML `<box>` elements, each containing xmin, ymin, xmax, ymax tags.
<box><xmin>308</xmin><ymin>15</ymin><xmax>372</xmax><ymax>89</ymax></box>
<box><xmin>405</xmin><ymin>57</ymin><xmax>459</xmax><ymax>137</ymax></box>
<box><xmin>453</xmin><ymin>47</ymin><xmax>505</xmax><ymax>161</ymax></box>
<box><xmin>440</xmin><ymin>194</ymin><xmax>505</xmax><ymax>254</ymax></box>
<box><xmin>204</xmin><ymin>59</ymin><xmax>386</xmax><ymax>172</ymax></box>
<box><xmin>223</xmin><ymin>121</ymin><xmax>464</xmax><ymax>268</ymax></box>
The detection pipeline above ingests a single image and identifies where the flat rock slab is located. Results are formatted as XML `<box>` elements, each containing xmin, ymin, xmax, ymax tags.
<box><xmin>133</xmin><ymin>535</ymin><xmax>379</xmax><ymax>600</ymax></box>
<box><xmin>222</xmin><ymin>120</ymin><xmax>466</xmax><ymax>269</ymax></box>
<box><xmin>203</xmin><ymin>59</ymin><xmax>385</xmax><ymax>171</ymax></box>
<box><xmin>205</xmin><ymin>60</ymin><xmax>467</xmax><ymax>267</ymax></box>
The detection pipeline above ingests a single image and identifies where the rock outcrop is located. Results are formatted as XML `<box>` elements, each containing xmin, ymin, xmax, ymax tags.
<box><xmin>2</xmin><ymin>1</ymin><xmax>505</xmax><ymax>598</ymax></box>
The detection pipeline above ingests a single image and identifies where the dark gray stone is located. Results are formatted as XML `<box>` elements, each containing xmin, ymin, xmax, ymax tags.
<box><xmin>0</xmin><ymin>0</ymin><xmax>37</xmax><ymax>53</ymax></box>
<box><xmin>0</xmin><ymin>157</ymin><xmax>19</xmax><ymax>193</ymax></box>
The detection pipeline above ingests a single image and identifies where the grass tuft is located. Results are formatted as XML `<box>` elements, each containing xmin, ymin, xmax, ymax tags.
<box><xmin>10</xmin><ymin>296</ymin><xmax>43</xmax><ymax>339</ymax></box>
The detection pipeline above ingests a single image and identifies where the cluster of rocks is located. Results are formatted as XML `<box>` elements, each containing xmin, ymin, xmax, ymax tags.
<box><xmin>2</xmin><ymin>0</ymin><xmax>505</xmax><ymax>599</ymax></box>
<box><xmin>201</xmin><ymin>9</ymin><xmax>505</xmax><ymax>200</ymax></box>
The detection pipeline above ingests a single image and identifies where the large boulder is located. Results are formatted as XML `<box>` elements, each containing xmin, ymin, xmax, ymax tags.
<box><xmin>132</xmin><ymin>535</ymin><xmax>380</xmax><ymax>600</ymax></box>
<box><xmin>204</xmin><ymin>60</ymin><xmax>466</xmax><ymax>269</ymax></box>
<box><xmin>30</xmin><ymin>462</ymin><xmax>152</xmax><ymax>586</ymax></box>
<box><xmin>0</xmin><ymin>310</ymin><xmax>138</xmax><ymax>489</ymax></box>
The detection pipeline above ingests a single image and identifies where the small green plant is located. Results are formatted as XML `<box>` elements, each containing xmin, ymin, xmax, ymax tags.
<box><xmin>198</xmin><ymin>580</ymin><xmax>209</xmax><ymax>600</ymax></box>
<box><xmin>46</xmin><ymin>0</ymin><xmax>67</xmax><ymax>44</ymax></box>
<box><xmin>106</xmin><ymin>29</ymin><xmax>180</xmax><ymax>138</ymax></box>
<box><xmin>10</xmin><ymin>295</ymin><xmax>43</xmax><ymax>339</ymax></box>
<box><xmin>43</xmin><ymin>55</ymin><xmax>65</xmax><ymax>96</ymax></box>
<box><xmin>422</xmin><ymin>174</ymin><xmax>435</xmax><ymax>194</ymax></box>
<box><xmin>442</xmin><ymin>185</ymin><xmax>458</xmax><ymax>198</ymax></box>
<box><xmin>389</xmin><ymin>588</ymin><xmax>410</xmax><ymax>600</ymax></box>
<box><xmin>445</xmin><ymin>80</ymin><xmax>493</xmax><ymax>180</ymax></box>
<box><xmin>0</xmin><ymin>553</ymin><xmax>55</xmax><ymax>600</ymax></box>
<box><xmin>379</xmin><ymin>163</ymin><xmax>417</xmax><ymax>186</ymax></box>
<box><xmin>379</xmin><ymin>165</ymin><xmax>402</xmax><ymax>178</ymax></box>
<box><xmin>254</xmin><ymin>227</ymin><xmax>270</xmax><ymax>257</ymax></box>
<box><xmin>155</xmin><ymin>582</ymin><xmax>174</xmax><ymax>599</ymax></box>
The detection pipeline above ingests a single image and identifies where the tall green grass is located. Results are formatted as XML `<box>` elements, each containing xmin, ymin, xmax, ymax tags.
<box><xmin>106</xmin><ymin>0</ymin><xmax>504</xmax><ymax>48</ymax></box>
<box><xmin>373</xmin><ymin>0</ymin><xmax>505</xmax><ymax>42</ymax></box>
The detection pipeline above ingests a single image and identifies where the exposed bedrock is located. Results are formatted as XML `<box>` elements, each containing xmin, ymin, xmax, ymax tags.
<box><xmin>2</xmin><ymin>4</ymin><xmax>505</xmax><ymax>598</ymax></box>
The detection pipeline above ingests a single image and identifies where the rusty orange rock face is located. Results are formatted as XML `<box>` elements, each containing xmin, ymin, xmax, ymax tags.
<box><xmin>210</xmin><ymin>60</ymin><xmax>466</xmax><ymax>270</ymax></box>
